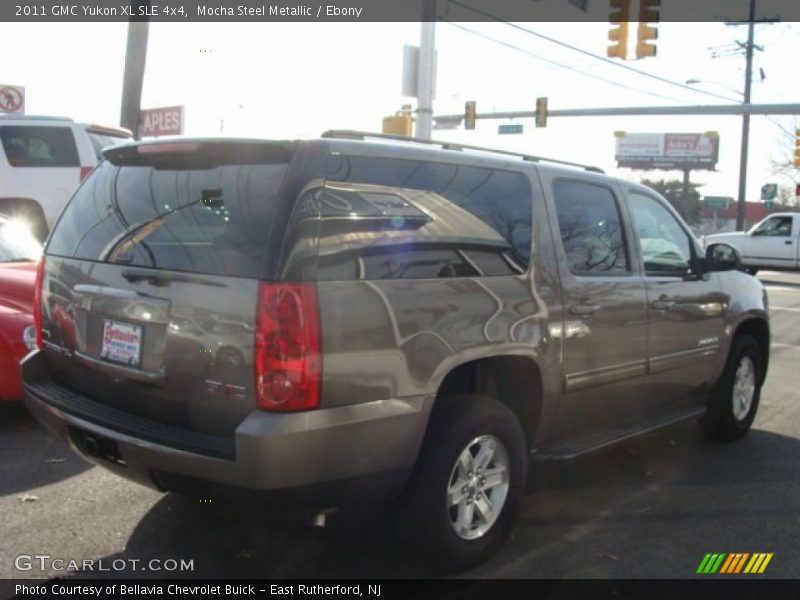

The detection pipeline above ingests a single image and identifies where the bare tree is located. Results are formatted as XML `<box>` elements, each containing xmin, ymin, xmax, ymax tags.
<box><xmin>769</xmin><ymin>119</ymin><xmax>800</xmax><ymax>190</ymax></box>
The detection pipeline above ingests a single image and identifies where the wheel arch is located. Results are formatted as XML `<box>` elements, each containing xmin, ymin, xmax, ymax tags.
<box><xmin>432</xmin><ymin>354</ymin><xmax>544</xmax><ymax>450</ymax></box>
<box><xmin>733</xmin><ymin>317</ymin><xmax>770</xmax><ymax>385</ymax></box>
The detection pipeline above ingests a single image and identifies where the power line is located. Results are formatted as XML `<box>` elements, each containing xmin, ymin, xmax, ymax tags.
<box><xmin>448</xmin><ymin>0</ymin><xmax>742</xmax><ymax>104</ymax></box>
<box><xmin>446</xmin><ymin>22</ymin><xmax>684</xmax><ymax>103</ymax></box>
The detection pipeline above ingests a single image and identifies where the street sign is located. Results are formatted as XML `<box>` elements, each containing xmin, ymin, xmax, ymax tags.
<box><xmin>498</xmin><ymin>124</ymin><xmax>523</xmax><ymax>135</ymax></box>
<box><xmin>760</xmin><ymin>183</ymin><xmax>778</xmax><ymax>201</ymax></box>
<box><xmin>703</xmin><ymin>196</ymin><xmax>732</xmax><ymax>210</ymax></box>
<box><xmin>140</xmin><ymin>105</ymin><xmax>184</xmax><ymax>137</ymax></box>
<box><xmin>0</xmin><ymin>84</ymin><xmax>25</xmax><ymax>114</ymax></box>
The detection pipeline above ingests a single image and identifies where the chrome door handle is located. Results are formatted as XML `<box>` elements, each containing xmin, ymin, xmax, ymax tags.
<box><xmin>569</xmin><ymin>303</ymin><xmax>600</xmax><ymax>317</ymax></box>
<box><xmin>785</xmin><ymin>240</ymin><xmax>793</xmax><ymax>245</ymax></box>
<box><xmin>652</xmin><ymin>299</ymin><xmax>675</xmax><ymax>311</ymax></box>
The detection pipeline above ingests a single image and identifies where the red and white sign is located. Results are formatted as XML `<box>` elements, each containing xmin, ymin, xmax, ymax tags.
<box><xmin>139</xmin><ymin>105</ymin><xmax>184</xmax><ymax>137</ymax></box>
<box><xmin>100</xmin><ymin>319</ymin><xmax>143</xmax><ymax>367</ymax></box>
<box><xmin>615</xmin><ymin>132</ymin><xmax>720</xmax><ymax>171</ymax></box>
<box><xmin>0</xmin><ymin>85</ymin><xmax>25</xmax><ymax>114</ymax></box>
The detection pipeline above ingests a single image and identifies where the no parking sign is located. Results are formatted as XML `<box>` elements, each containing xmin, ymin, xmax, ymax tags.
<box><xmin>0</xmin><ymin>85</ymin><xmax>25</xmax><ymax>114</ymax></box>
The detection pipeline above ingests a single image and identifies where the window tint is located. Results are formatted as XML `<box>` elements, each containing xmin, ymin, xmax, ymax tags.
<box><xmin>0</xmin><ymin>126</ymin><xmax>79</xmax><ymax>167</ymax></box>
<box><xmin>752</xmin><ymin>215</ymin><xmax>793</xmax><ymax>237</ymax></box>
<box><xmin>628</xmin><ymin>192</ymin><xmax>693</xmax><ymax>276</ymax></box>
<box><xmin>553</xmin><ymin>180</ymin><xmax>628</xmax><ymax>275</ymax></box>
<box><xmin>47</xmin><ymin>159</ymin><xmax>290</xmax><ymax>278</ymax></box>
<box><xmin>315</xmin><ymin>155</ymin><xmax>533</xmax><ymax>280</ymax></box>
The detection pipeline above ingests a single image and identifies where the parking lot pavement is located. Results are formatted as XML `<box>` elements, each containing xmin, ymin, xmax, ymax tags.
<box><xmin>2</xmin><ymin>271</ymin><xmax>800</xmax><ymax>580</ymax></box>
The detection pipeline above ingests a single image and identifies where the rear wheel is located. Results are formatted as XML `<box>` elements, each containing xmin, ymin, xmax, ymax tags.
<box><xmin>400</xmin><ymin>395</ymin><xmax>527</xmax><ymax>572</ymax></box>
<box><xmin>700</xmin><ymin>335</ymin><xmax>763</xmax><ymax>441</ymax></box>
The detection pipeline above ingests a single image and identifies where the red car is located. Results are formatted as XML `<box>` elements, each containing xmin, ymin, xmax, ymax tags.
<box><xmin>0</xmin><ymin>215</ymin><xmax>41</xmax><ymax>401</ymax></box>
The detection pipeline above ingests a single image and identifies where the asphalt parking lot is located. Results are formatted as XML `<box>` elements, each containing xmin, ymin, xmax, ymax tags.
<box><xmin>2</xmin><ymin>271</ymin><xmax>799</xmax><ymax>580</ymax></box>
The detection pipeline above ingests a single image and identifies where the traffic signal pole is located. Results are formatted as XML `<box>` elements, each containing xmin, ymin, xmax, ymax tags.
<box><xmin>120</xmin><ymin>3</ymin><xmax>150</xmax><ymax>139</ymax></box>
<box><xmin>735</xmin><ymin>0</ymin><xmax>756</xmax><ymax>231</ymax></box>
<box><xmin>437</xmin><ymin>103</ymin><xmax>800</xmax><ymax>126</ymax></box>
<box><xmin>415</xmin><ymin>0</ymin><xmax>436</xmax><ymax>140</ymax></box>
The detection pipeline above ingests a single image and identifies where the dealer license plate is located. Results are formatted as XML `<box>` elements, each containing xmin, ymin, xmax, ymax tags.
<box><xmin>100</xmin><ymin>319</ymin><xmax>143</xmax><ymax>367</ymax></box>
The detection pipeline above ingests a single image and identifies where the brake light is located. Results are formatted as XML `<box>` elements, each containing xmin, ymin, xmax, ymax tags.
<box><xmin>33</xmin><ymin>258</ymin><xmax>45</xmax><ymax>350</ymax></box>
<box><xmin>137</xmin><ymin>143</ymin><xmax>201</xmax><ymax>154</ymax></box>
<box><xmin>79</xmin><ymin>166</ymin><xmax>93</xmax><ymax>181</ymax></box>
<box><xmin>254</xmin><ymin>283</ymin><xmax>321</xmax><ymax>411</ymax></box>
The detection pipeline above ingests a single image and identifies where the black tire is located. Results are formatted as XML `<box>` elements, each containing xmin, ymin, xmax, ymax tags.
<box><xmin>399</xmin><ymin>394</ymin><xmax>528</xmax><ymax>573</ymax></box>
<box><xmin>700</xmin><ymin>335</ymin><xmax>763</xmax><ymax>442</ymax></box>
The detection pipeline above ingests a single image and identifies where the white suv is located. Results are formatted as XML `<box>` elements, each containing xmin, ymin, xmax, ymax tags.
<box><xmin>0</xmin><ymin>115</ymin><xmax>131</xmax><ymax>240</ymax></box>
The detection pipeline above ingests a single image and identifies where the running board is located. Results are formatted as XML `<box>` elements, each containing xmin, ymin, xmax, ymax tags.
<box><xmin>533</xmin><ymin>407</ymin><xmax>706</xmax><ymax>461</ymax></box>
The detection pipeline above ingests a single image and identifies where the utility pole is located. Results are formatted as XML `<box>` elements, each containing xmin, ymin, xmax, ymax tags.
<box><xmin>735</xmin><ymin>0</ymin><xmax>757</xmax><ymax>231</ymax></box>
<box><xmin>120</xmin><ymin>2</ymin><xmax>151</xmax><ymax>139</ymax></box>
<box><xmin>415</xmin><ymin>0</ymin><xmax>436</xmax><ymax>140</ymax></box>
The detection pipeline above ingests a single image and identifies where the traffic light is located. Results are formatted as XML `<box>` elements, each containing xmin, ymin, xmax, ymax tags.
<box><xmin>636</xmin><ymin>0</ymin><xmax>659</xmax><ymax>59</ymax></box>
<box><xmin>465</xmin><ymin>101</ymin><xmax>477</xmax><ymax>130</ymax></box>
<box><xmin>535</xmin><ymin>97</ymin><xmax>548</xmax><ymax>128</ymax></box>
<box><xmin>607</xmin><ymin>0</ymin><xmax>630</xmax><ymax>59</ymax></box>
<box><xmin>794</xmin><ymin>129</ymin><xmax>800</xmax><ymax>168</ymax></box>
<box><xmin>382</xmin><ymin>112</ymin><xmax>413</xmax><ymax>136</ymax></box>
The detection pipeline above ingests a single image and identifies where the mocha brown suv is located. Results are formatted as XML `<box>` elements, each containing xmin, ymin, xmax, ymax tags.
<box><xmin>22</xmin><ymin>132</ymin><xmax>769</xmax><ymax>571</ymax></box>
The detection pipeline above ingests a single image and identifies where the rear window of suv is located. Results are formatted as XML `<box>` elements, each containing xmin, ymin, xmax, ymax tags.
<box><xmin>315</xmin><ymin>155</ymin><xmax>533</xmax><ymax>280</ymax></box>
<box><xmin>47</xmin><ymin>154</ymin><xmax>290</xmax><ymax>279</ymax></box>
<box><xmin>0</xmin><ymin>125</ymin><xmax>79</xmax><ymax>167</ymax></box>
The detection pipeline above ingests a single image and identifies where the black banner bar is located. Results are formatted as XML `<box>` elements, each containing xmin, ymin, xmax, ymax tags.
<box><xmin>1</xmin><ymin>0</ymin><xmax>800</xmax><ymax>23</ymax></box>
<box><xmin>5</xmin><ymin>579</ymin><xmax>800</xmax><ymax>600</ymax></box>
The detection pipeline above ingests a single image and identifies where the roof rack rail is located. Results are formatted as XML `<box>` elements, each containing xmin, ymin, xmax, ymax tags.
<box><xmin>0</xmin><ymin>114</ymin><xmax>73</xmax><ymax>122</ymax></box>
<box><xmin>321</xmin><ymin>129</ymin><xmax>604</xmax><ymax>174</ymax></box>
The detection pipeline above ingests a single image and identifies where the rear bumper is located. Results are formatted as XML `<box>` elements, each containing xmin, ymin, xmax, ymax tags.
<box><xmin>22</xmin><ymin>350</ymin><xmax>432</xmax><ymax>505</ymax></box>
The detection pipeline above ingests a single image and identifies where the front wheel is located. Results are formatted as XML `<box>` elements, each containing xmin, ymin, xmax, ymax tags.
<box><xmin>700</xmin><ymin>335</ymin><xmax>763</xmax><ymax>441</ymax></box>
<box><xmin>400</xmin><ymin>395</ymin><xmax>528</xmax><ymax>572</ymax></box>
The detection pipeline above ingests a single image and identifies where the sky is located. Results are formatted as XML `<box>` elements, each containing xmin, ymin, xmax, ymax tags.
<box><xmin>1</xmin><ymin>19</ymin><xmax>799</xmax><ymax>203</ymax></box>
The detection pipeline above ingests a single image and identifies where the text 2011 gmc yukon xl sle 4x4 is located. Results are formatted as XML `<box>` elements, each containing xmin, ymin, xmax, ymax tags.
<box><xmin>22</xmin><ymin>132</ymin><xmax>770</xmax><ymax>571</ymax></box>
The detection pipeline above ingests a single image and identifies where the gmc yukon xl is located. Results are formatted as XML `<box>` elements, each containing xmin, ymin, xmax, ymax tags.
<box><xmin>23</xmin><ymin>132</ymin><xmax>770</xmax><ymax>571</ymax></box>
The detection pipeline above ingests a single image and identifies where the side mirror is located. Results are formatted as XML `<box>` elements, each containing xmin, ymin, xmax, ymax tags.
<box><xmin>704</xmin><ymin>242</ymin><xmax>741</xmax><ymax>272</ymax></box>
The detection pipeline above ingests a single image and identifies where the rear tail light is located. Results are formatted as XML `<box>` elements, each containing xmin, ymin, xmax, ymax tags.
<box><xmin>254</xmin><ymin>283</ymin><xmax>321</xmax><ymax>411</ymax></box>
<box><xmin>137</xmin><ymin>143</ymin><xmax>201</xmax><ymax>154</ymax></box>
<box><xmin>33</xmin><ymin>258</ymin><xmax>45</xmax><ymax>350</ymax></box>
<box><xmin>79</xmin><ymin>166</ymin><xmax>93</xmax><ymax>181</ymax></box>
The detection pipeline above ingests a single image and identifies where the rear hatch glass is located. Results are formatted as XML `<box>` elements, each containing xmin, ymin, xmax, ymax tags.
<box><xmin>40</xmin><ymin>141</ymin><xmax>295</xmax><ymax>441</ymax></box>
<box><xmin>48</xmin><ymin>142</ymin><xmax>292</xmax><ymax>278</ymax></box>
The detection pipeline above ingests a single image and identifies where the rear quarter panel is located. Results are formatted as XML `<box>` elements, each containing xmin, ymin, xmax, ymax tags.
<box><xmin>313</xmin><ymin>146</ymin><xmax>565</xmax><ymax>447</ymax></box>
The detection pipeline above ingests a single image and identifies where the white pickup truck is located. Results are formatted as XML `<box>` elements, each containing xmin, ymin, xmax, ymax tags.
<box><xmin>704</xmin><ymin>212</ymin><xmax>800</xmax><ymax>275</ymax></box>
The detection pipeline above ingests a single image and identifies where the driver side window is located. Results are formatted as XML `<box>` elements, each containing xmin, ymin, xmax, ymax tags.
<box><xmin>752</xmin><ymin>216</ymin><xmax>793</xmax><ymax>237</ymax></box>
<box><xmin>628</xmin><ymin>192</ymin><xmax>693</xmax><ymax>277</ymax></box>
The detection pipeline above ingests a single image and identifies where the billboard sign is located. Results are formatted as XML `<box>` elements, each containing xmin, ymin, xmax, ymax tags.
<box><xmin>615</xmin><ymin>132</ymin><xmax>719</xmax><ymax>170</ymax></box>
<box><xmin>140</xmin><ymin>105</ymin><xmax>184</xmax><ymax>137</ymax></box>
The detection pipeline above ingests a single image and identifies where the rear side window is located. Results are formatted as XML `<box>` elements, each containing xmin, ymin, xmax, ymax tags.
<box><xmin>553</xmin><ymin>180</ymin><xmax>629</xmax><ymax>275</ymax></box>
<box><xmin>314</xmin><ymin>155</ymin><xmax>533</xmax><ymax>280</ymax></box>
<box><xmin>47</xmin><ymin>158</ymin><xmax>290</xmax><ymax>278</ymax></box>
<box><xmin>0</xmin><ymin>125</ymin><xmax>79</xmax><ymax>167</ymax></box>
